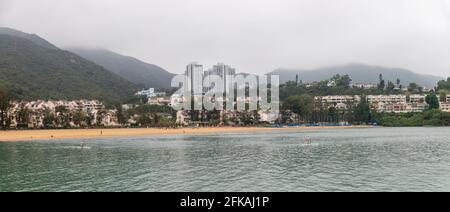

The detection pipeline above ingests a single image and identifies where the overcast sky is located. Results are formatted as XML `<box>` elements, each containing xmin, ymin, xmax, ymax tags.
<box><xmin>1</xmin><ymin>0</ymin><xmax>450</xmax><ymax>76</ymax></box>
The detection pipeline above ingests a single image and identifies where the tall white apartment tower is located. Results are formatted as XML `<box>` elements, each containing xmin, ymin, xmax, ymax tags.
<box><xmin>186</xmin><ymin>62</ymin><xmax>204</xmax><ymax>96</ymax></box>
<box><xmin>204</xmin><ymin>63</ymin><xmax>236</xmax><ymax>93</ymax></box>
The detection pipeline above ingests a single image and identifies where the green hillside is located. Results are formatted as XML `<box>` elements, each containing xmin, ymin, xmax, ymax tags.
<box><xmin>272</xmin><ymin>63</ymin><xmax>443</xmax><ymax>88</ymax></box>
<box><xmin>69</xmin><ymin>48</ymin><xmax>175</xmax><ymax>90</ymax></box>
<box><xmin>0</xmin><ymin>27</ymin><xmax>59</xmax><ymax>50</ymax></box>
<box><xmin>0</xmin><ymin>34</ymin><xmax>137</xmax><ymax>104</ymax></box>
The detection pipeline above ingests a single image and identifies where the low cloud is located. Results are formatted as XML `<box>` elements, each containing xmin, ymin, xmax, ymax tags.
<box><xmin>0</xmin><ymin>0</ymin><xmax>10</xmax><ymax>22</ymax></box>
<box><xmin>1</xmin><ymin>0</ymin><xmax>450</xmax><ymax>77</ymax></box>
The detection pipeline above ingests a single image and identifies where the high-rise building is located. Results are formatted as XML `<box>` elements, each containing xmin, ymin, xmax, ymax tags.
<box><xmin>185</xmin><ymin>62</ymin><xmax>204</xmax><ymax>96</ymax></box>
<box><xmin>204</xmin><ymin>63</ymin><xmax>236</xmax><ymax>93</ymax></box>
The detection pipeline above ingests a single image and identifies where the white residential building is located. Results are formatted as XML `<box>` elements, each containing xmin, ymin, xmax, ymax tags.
<box><xmin>440</xmin><ymin>102</ymin><xmax>450</xmax><ymax>112</ymax></box>
<box><xmin>100</xmin><ymin>110</ymin><xmax>120</xmax><ymax>127</ymax></box>
<box><xmin>375</xmin><ymin>102</ymin><xmax>428</xmax><ymax>113</ymax></box>
<box><xmin>406</xmin><ymin>103</ymin><xmax>429</xmax><ymax>113</ymax></box>
<box><xmin>79</xmin><ymin>100</ymin><xmax>105</xmax><ymax>112</ymax></box>
<box><xmin>315</xmin><ymin>95</ymin><xmax>361</xmax><ymax>104</ymax></box>
<box><xmin>409</xmin><ymin>94</ymin><xmax>426</xmax><ymax>103</ymax></box>
<box><xmin>170</xmin><ymin>94</ymin><xmax>186</xmax><ymax>107</ymax></box>
<box><xmin>351</xmin><ymin>83</ymin><xmax>377</xmax><ymax>89</ymax></box>
<box><xmin>148</xmin><ymin>97</ymin><xmax>171</xmax><ymax>106</ymax></box>
<box><xmin>122</xmin><ymin>104</ymin><xmax>135</xmax><ymax>110</ymax></box>
<box><xmin>258</xmin><ymin>110</ymin><xmax>280</xmax><ymax>123</ymax></box>
<box><xmin>204</xmin><ymin>63</ymin><xmax>236</xmax><ymax>93</ymax></box>
<box><xmin>367</xmin><ymin>95</ymin><xmax>407</xmax><ymax>104</ymax></box>
<box><xmin>136</xmin><ymin>88</ymin><xmax>167</xmax><ymax>98</ymax></box>
<box><xmin>176</xmin><ymin>110</ymin><xmax>191</xmax><ymax>126</ymax></box>
<box><xmin>315</xmin><ymin>95</ymin><xmax>360</xmax><ymax>110</ymax></box>
<box><xmin>186</xmin><ymin>62</ymin><xmax>204</xmax><ymax>95</ymax></box>
<box><xmin>8</xmin><ymin>100</ymin><xmax>109</xmax><ymax>128</ymax></box>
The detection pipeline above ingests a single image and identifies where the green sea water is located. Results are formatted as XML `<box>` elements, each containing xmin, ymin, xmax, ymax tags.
<box><xmin>1</xmin><ymin>127</ymin><xmax>450</xmax><ymax>192</ymax></box>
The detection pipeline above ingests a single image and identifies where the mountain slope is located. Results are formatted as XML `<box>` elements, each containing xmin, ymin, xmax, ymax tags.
<box><xmin>0</xmin><ymin>27</ymin><xmax>58</xmax><ymax>50</ymax></box>
<box><xmin>271</xmin><ymin>64</ymin><xmax>443</xmax><ymax>88</ymax></box>
<box><xmin>0</xmin><ymin>34</ymin><xmax>137</xmax><ymax>104</ymax></box>
<box><xmin>69</xmin><ymin>48</ymin><xmax>175</xmax><ymax>90</ymax></box>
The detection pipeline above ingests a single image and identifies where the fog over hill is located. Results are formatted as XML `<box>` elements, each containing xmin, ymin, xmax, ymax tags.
<box><xmin>69</xmin><ymin>48</ymin><xmax>175</xmax><ymax>90</ymax></box>
<box><xmin>270</xmin><ymin>64</ymin><xmax>444</xmax><ymax>88</ymax></box>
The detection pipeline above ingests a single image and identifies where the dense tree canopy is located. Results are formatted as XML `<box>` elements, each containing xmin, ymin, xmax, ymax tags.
<box><xmin>282</xmin><ymin>94</ymin><xmax>314</xmax><ymax>119</ymax></box>
<box><xmin>0</xmin><ymin>34</ymin><xmax>137</xmax><ymax>104</ymax></box>
<box><xmin>379</xmin><ymin>110</ymin><xmax>450</xmax><ymax>127</ymax></box>
<box><xmin>438</xmin><ymin>78</ymin><xmax>450</xmax><ymax>91</ymax></box>
<box><xmin>0</xmin><ymin>88</ymin><xmax>12</xmax><ymax>129</ymax></box>
<box><xmin>279</xmin><ymin>74</ymin><xmax>406</xmax><ymax>102</ymax></box>
<box><xmin>352</xmin><ymin>96</ymin><xmax>372</xmax><ymax>124</ymax></box>
<box><xmin>426</xmin><ymin>94</ymin><xmax>440</xmax><ymax>110</ymax></box>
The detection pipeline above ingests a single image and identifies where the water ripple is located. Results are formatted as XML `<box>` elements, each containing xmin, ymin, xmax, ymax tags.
<box><xmin>2</xmin><ymin>127</ymin><xmax>450</xmax><ymax>191</ymax></box>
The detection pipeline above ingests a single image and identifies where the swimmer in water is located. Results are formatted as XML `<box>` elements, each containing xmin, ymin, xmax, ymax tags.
<box><xmin>80</xmin><ymin>140</ymin><xmax>86</xmax><ymax>149</ymax></box>
<box><xmin>305</xmin><ymin>137</ymin><xmax>312</xmax><ymax>144</ymax></box>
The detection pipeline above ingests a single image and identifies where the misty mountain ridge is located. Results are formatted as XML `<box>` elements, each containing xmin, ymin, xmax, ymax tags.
<box><xmin>0</xmin><ymin>27</ymin><xmax>445</xmax><ymax>101</ymax></box>
<box><xmin>271</xmin><ymin>63</ymin><xmax>444</xmax><ymax>88</ymax></box>
<box><xmin>68</xmin><ymin>48</ymin><xmax>175</xmax><ymax>90</ymax></box>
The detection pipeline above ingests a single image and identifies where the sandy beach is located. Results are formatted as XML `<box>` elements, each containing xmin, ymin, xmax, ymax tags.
<box><xmin>0</xmin><ymin>126</ymin><xmax>371</xmax><ymax>142</ymax></box>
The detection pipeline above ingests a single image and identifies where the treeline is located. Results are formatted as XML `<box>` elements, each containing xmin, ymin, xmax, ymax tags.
<box><xmin>2</xmin><ymin>74</ymin><xmax>450</xmax><ymax>129</ymax></box>
<box><xmin>0</xmin><ymin>87</ymin><xmax>179</xmax><ymax>129</ymax></box>
<box><xmin>0</xmin><ymin>88</ymin><xmax>11</xmax><ymax>129</ymax></box>
<box><xmin>280</xmin><ymin>74</ymin><xmax>450</xmax><ymax>126</ymax></box>
<box><xmin>280</xmin><ymin>74</ymin><xmax>433</xmax><ymax>100</ymax></box>
<box><xmin>281</xmin><ymin>94</ymin><xmax>373</xmax><ymax>124</ymax></box>
<box><xmin>376</xmin><ymin>110</ymin><xmax>450</xmax><ymax>127</ymax></box>
<box><xmin>438</xmin><ymin>77</ymin><xmax>450</xmax><ymax>93</ymax></box>
<box><xmin>118</xmin><ymin>104</ymin><xmax>177</xmax><ymax>127</ymax></box>
<box><xmin>281</xmin><ymin>93</ymin><xmax>450</xmax><ymax>126</ymax></box>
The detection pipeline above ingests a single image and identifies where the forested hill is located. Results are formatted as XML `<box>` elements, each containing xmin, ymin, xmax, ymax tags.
<box><xmin>271</xmin><ymin>64</ymin><xmax>443</xmax><ymax>88</ymax></box>
<box><xmin>69</xmin><ymin>48</ymin><xmax>175</xmax><ymax>90</ymax></box>
<box><xmin>0</xmin><ymin>34</ymin><xmax>137</xmax><ymax>104</ymax></box>
<box><xmin>0</xmin><ymin>27</ymin><xmax>59</xmax><ymax>50</ymax></box>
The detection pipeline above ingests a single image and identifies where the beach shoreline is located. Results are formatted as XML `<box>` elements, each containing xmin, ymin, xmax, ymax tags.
<box><xmin>0</xmin><ymin>126</ymin><xmax>373</xmax><ymax>142</ymax></box>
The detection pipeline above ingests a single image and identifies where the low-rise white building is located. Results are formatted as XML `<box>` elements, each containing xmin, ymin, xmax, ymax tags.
<box><xmin>440</xmin><ymin>102</ymin><xmax>450</xmax><ymax>112</ymax></box>
<box><xmin>351</xmin><ymin>83</ymin><xmax>377</xmax><ymax>89</ymax></box>
<box><xmin>315</xmin><ymin>95</ymin><xmax>361</xmax><ymax>104</ymax></box>
<box><xmin>367</xmin><ymin>95</ymin><xmax>407</xmax><ymax>104</ymax></box>
<box><xmin>409</xmin><ymin>94</ymin><xmax>426</xmax><ymax>103</ymax></box>
<box><xmin>136</xmin><ymin>88</ymin><xmax>167</xmax><ymax>98</ymax></box>
<box><xmin>406</xmin><ymin>103</ymin><xmax>429</xmax><ymax>113</ymax></box>
<box><xmin>315</xmin><ymin>95</ymin><xmax>360</xmax><ymax>110</ymax></box>
<box><xmin>79</xmin><ymin>100</ymin><xmax>104</xmax><ymax>112</ymax></box>
<box><xmin>258</xmin><ymin>110</ymin><xmax>280</xmax><ymax>123</ymax></box>
<box><xmin>375</xmin><ymin>102</ymin><xmax>428</xmax><ymax>113</ymax></box>
<box><xmin>8</xmin><ymin>100</ymin><xmax>110</xmax><ymax>128</ymax></box>
<box><xmin>100</xmin><ymin>109</ymin><xmax>120</xmax><ymax>127</ymax></box>
<box><xmin>148</xmin><ymin>97</ymin><xmax>171</xmax><ymax>106</ymax></box>
<box><xmin>176</xmin><ymin>110</ymin><xmax>191</xmax><ymax>126</ymax></box>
